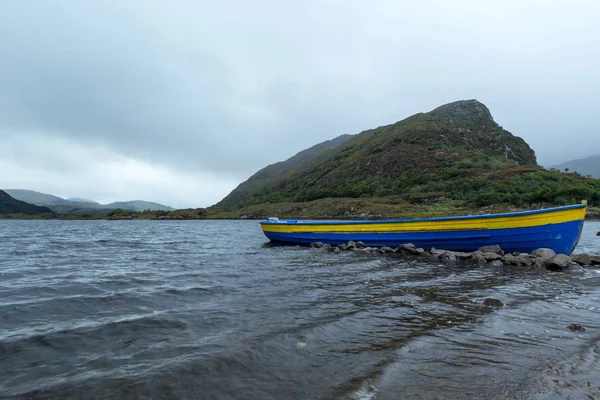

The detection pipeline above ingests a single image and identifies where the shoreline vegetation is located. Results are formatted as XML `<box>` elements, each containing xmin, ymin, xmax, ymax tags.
<box><xmin>1</xmin><ymin>200</ymin><xmax>599</xmax><ymax>221</ymax></box>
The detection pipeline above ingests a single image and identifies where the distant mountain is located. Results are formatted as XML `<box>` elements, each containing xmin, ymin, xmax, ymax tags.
<box><xmin>552</xmin><ymin>155</ymin><xmax>600</xmax><ymax>178</ymax></box>
<box><xmin>67</xmin><ymin>197</ymin><xmax>98</xmax><ymax>203</ymax></box>
<box><xmin>5</xmin><ymin>189</ymin><xmax>70</xmax><ymax>206</ymax></box>
<box><xmin>0</xmin><ymin>190</ymin><xmax>53</xmax><ymax>215</ymax></box>
<box><xmin>104</xmin><ymin>201</ymin><xmax>174</xmax><ymax>212</ymax></box>
<box><xmin>4</xmin><ymin>190</ymin><xmax>174</xmax><ymax>213</ymax></box>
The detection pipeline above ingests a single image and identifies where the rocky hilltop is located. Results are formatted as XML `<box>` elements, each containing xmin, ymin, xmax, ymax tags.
<box><xmin>0</xmin><ymin>190</ymin><xmax>53</xmax><ymax>215</ymax></box>
<box><xmin>213</xmin><ymin>100</ymin><xmax>600</xmax><ymax>219</ymax></box>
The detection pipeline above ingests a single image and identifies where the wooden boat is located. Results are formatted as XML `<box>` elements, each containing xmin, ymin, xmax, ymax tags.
<box><xmin>260</xmin><ymin>203</ymin><xmax>587</xmax><ymax>255</ymax></box>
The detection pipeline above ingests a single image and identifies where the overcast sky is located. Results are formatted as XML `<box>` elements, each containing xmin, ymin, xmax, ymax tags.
<box><xmin>1</xmin><ymin>0</ymin><xmax>598</xmax><ymax>208</ymax></box>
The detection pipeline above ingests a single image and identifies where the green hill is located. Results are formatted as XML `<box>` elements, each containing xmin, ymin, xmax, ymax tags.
<box><xmin>0</xmin><ymin>190</ymin><xmax>53</xmax><ymax>215</ymax></box>
<box><xmin>4</xmin><ymin>190</ymin><xmax>173</xmax><ymax>213</ymax></box>
<box><xmin>214</xmin><ymin>100</ymin><xmax>600</xmax><ymax>216</ymax></box>
<box><xmin>217</xmin><ymin>133</ymin><xmax>357</xmax><ymax>207</ymax></box>
<box><xmin>552</xmin><ymin>155</ymin><xmax>600</xmax><ymax>178</ymax></box>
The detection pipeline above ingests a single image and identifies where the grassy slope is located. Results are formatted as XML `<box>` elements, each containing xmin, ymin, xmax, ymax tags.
<box><xmin>0</xmin><ymin>190</ymin><xmax>54</xmax><ymax>215</ymax></box>
<box><xmin>216</xmin><ymin>134</ymin><xmax>363</xmax><ymax>208</ymax></box>
<box><xmin>217</xmin><ymin>100</ymin><xmax>542</xmax><ymax>208</ymax></box>
<box><xmin>212</xmin><ymin>100</ymin><xmax>600</xmax><ymax>215</ymax></box>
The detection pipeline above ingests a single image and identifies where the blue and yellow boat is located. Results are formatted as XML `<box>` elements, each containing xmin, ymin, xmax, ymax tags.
<box><xmin>260</xmin><ymin>203</ymin><xmax>587</xmax><ymax>255</ymax></box>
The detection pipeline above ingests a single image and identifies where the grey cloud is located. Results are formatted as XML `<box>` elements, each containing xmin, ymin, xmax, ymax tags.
<box><xmin>1</xmin><ymin>0</ymin><xmax>599</xmax><ymax>188</ymax></box>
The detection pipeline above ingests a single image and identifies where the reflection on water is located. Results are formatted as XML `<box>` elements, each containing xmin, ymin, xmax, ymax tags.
<box><xmin>0</xmin><ymin>220</ymin><xmax>598</xmax><ymax>399</ymax></box>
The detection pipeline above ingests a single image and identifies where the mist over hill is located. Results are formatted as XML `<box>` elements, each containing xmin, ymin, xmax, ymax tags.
<box><xmin>552</xmin><ymin>155</ymin><xmax>600</xmax><ymax>178</ymax></box>
<box><xmin>4</xmin><ymin>189</ymin><xmax>173</xmax><ymax>213</ymax></box>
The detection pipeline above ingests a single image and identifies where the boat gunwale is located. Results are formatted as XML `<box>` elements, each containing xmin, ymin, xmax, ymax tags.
<box><xmin>259</xmin><ymin>204</ymin><xmax>586</xmax><ymax>226</ymax></box>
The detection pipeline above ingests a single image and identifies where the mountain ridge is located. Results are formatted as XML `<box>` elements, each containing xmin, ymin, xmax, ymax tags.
<box><xmin>4</xmin><ymin>189</ymin><xmax>173</xmax><ymax>213</ymax></box>
<box><xmin>0</xmin><ymin>190</ymin><xmax>53</xmax><ymax>215</ymax></box>
<box><xmin>216</xmin><ymin>99</ymin><xmax>555</xmax><ymax>210</ymax></box>
<box><xmin>552</xmin><ymin>155</ymin><xmax>600</xmax><ymax>178</ymax></box>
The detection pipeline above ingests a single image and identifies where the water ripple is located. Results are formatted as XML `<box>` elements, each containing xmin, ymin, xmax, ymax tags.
<box><xmin>0</xmin><ymin>220</ymin><xmax>598</xmax><ymax>399</ymax></box>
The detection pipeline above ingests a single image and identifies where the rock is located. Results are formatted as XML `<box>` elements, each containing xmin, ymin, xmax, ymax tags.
<box><xmin>416</xmin><ymin>248</ymin><xmax>426</xmax><ymax>255</ymax></box>
<box><xmin>567</xmin><ymin>323</ymin><xmax>585</xmax><ymax>332</ymax></box>
<box><xmin>322</xmin><ymin>244</ymin><xmax>332</xmax><ymax>250</ymax></box>
<box><xmin>471</xmin><ymin>251</ymin><xmax>487</xmax><ymax>264</ymax></box>
<box><xmin>477</xmin><ymin>245</ymin><xmax>504</xmax><ymax>256</ymax></box>
<box><xmin>545</xmin><ymin>254</ymin><xmax>572</xmax><ymax>270</ymax></box>
<box><xmin>380</xmin><ymin>246</ymin><xmax>394</xmax><ymax>253</ymax></box>
<box><xmin>355</xmin><ymin>241</ymin><xmax>367</xmax><ymax>249</ymax></box>
<box><xmin>440</xmin><ymin>252</ymin><xmax>457</xmax><ymax>262</ymax></box>
<box><xmin>482</xmin><ymin>252</ymin><xmax>503</xmax><ymax>261</ymax></box>
<box><xmin>430</xmin><ymin>248</ymin><xmax>446</xmax><ymax>257</ymax></box>
<box><xmin>531</xmin><ymin>248</ymin><xmax>556</xmax><ymax>259</ymax></box>
<box><xmin>310</xmin><ymin>242</ymin><xmax>324</xmax><ymax>248</ymax></box>
<box><xmin>338</xmin><ymin>244</ymin><xmax>348</xmax><ymax>251</ymax></box>
<box><xmin>453</xmin><ymin>251</ymin><xmax>473</xmax><ymax>260</ymax></box>
<box><xmin>591</xmin><ymin>255</ymin><xmax>600</xmax><ymax>266</ymax></box>
<box><xmin>572</xmin><ymin>253</ymin><xmax>592</xmax><ymax>266</ymax></box>
<box><xmin>332</xmin><ymin>247</ymin><xmax>341</xmax><ymax>253</ymax></box>
<box><xmin>502</xmin><ymin>254</ymin><xmax>535</xmax><ymax>266</ymax></box>
<box><xmin>569</xmin><ymin>263</ymin><xmax>584</xmax><ymax>274</ymax></box>
<box><xmin>398</xmin><ymin>243</ymin><xmax>419</xmax><ymax>255</ymax></box>
<box><xmin>489</xmin><ymin>260</ymin><xmax>504</xmax><ymax>268</ymax></box>
<box><xmin>597</xmin><ymin>231</ymin><xmax>600</xmax><ymax>236</ymax></box>
<box><xmin>483</xmin><ymin>298</ymin><xmax>504</xmax><ymax>308</ymax></box>
<box><xmin>347</xmin><ymin>241</ymin><xmax>357</xmax><ymax>250</ymax></box>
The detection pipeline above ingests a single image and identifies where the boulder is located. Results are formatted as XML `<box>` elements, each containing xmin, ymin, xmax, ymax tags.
<box><xmin>397</xmin><ymin>243</ymin><xmax>419</xmax><ymax>255</ymax></box>
<box><xmin>355</xmin><ymin>241</ymin><xmax>367</xmax><ymax>249</ymax></box>
<box><xmin>380</xmin><ymin>246</ymin><xmax>394</xmax><ymax>253</ymax></box>
<box><xmin>439</xmin><ymin>252</ymin><xmax>457</xmax><ymax>262</ymax></box>
<box><xmin>567</xmin><ymin>323</ymin><xmax>585</xmax><ymax>332</ymax></box>
<box><xmin>489</xmin><ymin>260</ymin><xmax>504</xmax><ymax>268</ymax></box>
<box><xmin>531</xmin><ymin>248</ymin><xmax>556</xmax><ymax>259</ymax></box>
<box><xmin>502</xmin><ymin>254</ymin><xmax>535</xmax><ymax>266</ymax></box>
<box><xmin>597</xmin><ymin>231</ymin><xmax>600</xmax><ymax>236</ymax></box>
<box><xmin>453</xmin><ymin>251</ymin><xmax>473</xmax><ymax>260</ymax></box>
<box><xmin>591</xmin><ymin>255</ymin><xmax>600</xmax><ymax>266</ymax></box>
<box><xmin>483</xmin><ymin>298</ymin><xmax>504</xmax><ymax>308</ymax></box>
<box><xmin>569</xmin><ymin>263</ymin><xmax>584</xmax><ymax>274</ymax></box>
<box><xmin>545</xmin><ymin>254</ymin><xmax>572</xmax><ymax>270</ymax></box>
<box><xmin>572</xmin><ymin>253</ymin><xmax>592</xmax><ymax>266</ymax></box>
<box><xmin>430</xmin><ymin>248</ymin><xmax>446</xmax><ymax>257</ymax></box>
<box><xmin>482</xmin><ymin>252</ymin><xmax>503</xmax><ymax>261</ymax></box>
<box><xmin>471</xmin><ymin>251</ymin><xmax>487</xmax><ymax>264</ymax></box>
<box><xmin>347</xmin><ymin>241</ymin><xmax>357</xmax><ymax>250</ymax></box>
<box><xmin>477</xmin><ymin>245</ymin><xmax>504</xmax><ymax>256</ymax></box>
<box><xmin>338</xmin><ymin>244</ymin><xmax>348</xmax><ymax>251</ymax></box>
<box><xmin>310</xmin><ymin>242</ymin><xmax>324</xmax><ymax>248</ymax></box>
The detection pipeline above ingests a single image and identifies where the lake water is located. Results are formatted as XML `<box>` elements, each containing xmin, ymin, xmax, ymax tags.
<box><xmin>1</xmin><ymin>220</ymin><xmax>599</xmax><ymax>399</ymax></box>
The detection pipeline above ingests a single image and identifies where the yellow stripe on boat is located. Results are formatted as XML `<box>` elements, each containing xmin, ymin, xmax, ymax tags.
<box><xmin>261</xmin><ymin>206</ymin><xmax>586</xmax><ymax>233</ymax></box>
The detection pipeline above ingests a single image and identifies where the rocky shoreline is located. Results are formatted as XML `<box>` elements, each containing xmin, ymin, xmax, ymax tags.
<box><xmin>308</xmin><ymin>241</ymin><xmax>600</xmax><ymax>271</ymax></box>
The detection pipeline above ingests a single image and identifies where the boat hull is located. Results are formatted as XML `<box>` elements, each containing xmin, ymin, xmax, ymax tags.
<box><xmin>260</xmin><ymin>205</ymin><xmax>587</xmax><ymax>255</ymax></box>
